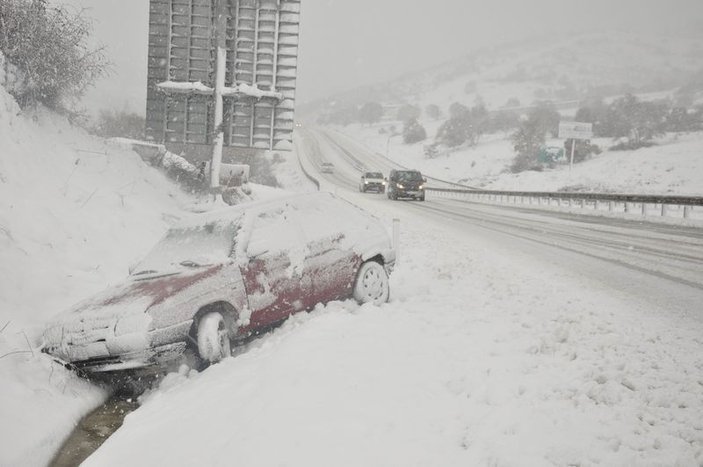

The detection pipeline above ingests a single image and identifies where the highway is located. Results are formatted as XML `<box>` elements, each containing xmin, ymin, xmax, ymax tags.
<box><xmin>297</xmin><ymin>127</ymin><xmax>703</xmax><ymax>320</ymax></box>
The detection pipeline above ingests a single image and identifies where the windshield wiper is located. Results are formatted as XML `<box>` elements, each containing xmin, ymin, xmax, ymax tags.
<box><xmin>179</xmin><ymin>260</ymin><xmax>204</xmax><ymax>268</ymax></box>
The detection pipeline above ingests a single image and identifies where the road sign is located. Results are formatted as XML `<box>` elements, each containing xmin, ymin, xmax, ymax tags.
<box><xmin>145</xmin><ymin>0</ymin><xmax>300</xmax><ymax>158</ymax></box>
<box><xmin>558</xmin><ymin>121</ymin><xmax>593</xmax><ymax>140</ymax></box>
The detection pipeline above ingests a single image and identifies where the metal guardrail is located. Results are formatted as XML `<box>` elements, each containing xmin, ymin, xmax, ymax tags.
<box><xmin>427</xmin><ymin>187</ymin><xmax>703</xmax><ymax>219</ymax></box>
<box><xmin>294</xmin><ymin>136</ymin><xmax>321</xmax><ymax>191</ymax></box>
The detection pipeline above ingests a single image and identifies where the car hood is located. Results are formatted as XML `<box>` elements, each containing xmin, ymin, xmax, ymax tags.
<box><xmin>47</xmin><ymin>265</ymin><xmax>224</xmax><ymax>329</ymax></box>
<box><xmin>43</xmin><ymin>264</ymin><xmax>225</xmax><ymax>362</ymax></box>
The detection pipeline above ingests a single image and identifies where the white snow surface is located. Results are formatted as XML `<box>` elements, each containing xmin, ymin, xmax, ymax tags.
<box><xmin>85</xmin><ymin>190</ymin><xmax>703</xmax><ymax>466</ymax></box>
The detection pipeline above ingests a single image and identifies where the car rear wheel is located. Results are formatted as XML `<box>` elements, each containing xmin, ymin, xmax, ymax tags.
<box><xmin>196</xmin><ymin>312</ymin><xmax>231</xmax><ymax>365</ymax></box>
<box><xmin>353</xmin><ymin>261</ymin><xmax>389</xmax><ymax>305</ymax></box>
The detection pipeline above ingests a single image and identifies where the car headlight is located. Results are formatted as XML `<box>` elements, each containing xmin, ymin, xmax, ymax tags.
<box><xmin>364</xmin><ymin>181</ymin><xmax>369</xmax><ymax>184</ymax></box>
<box><xmin>396</xmin><ymin>183</ymin><xmax>404</xmax><ymax>189</ymax></box>
<box><xmin>419</xmin><ymin>185</ymin><xmax>425</xmax><ymax>190</ymax></box>
<box><xmin>382</xmin><ymin>181</ymin><xmax>386</xmax><ymax>185</ymax></box>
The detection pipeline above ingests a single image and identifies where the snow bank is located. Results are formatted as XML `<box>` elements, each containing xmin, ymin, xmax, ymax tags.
<box><xmin>83</xmin><ymin>195</ymin><xmax>703</xmax><ymax>466</ymax></box>
<box><xmin>0</xmin><ymin>80</ymin><xmax>190</xmax><ymax>466</ymax></box>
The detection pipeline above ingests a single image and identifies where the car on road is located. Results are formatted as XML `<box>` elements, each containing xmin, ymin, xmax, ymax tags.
<box><xmin>387</xmin><ymin>169</ymin><xmax>427</xmax><ymax>201</ymax></box>
<box><xmin>320</xmin><ymin>162</ymin><xmax>335</xmax><ymax>174</ymax></box>
<box><xmin>359</xmin><ymin>172</ymin><xmax>386</xmax><ymax>193</ymax></box>
<box><xmin>42</xmin><ymin>193</ymin><xmax>395</xmax><ymax>374</ymax></box>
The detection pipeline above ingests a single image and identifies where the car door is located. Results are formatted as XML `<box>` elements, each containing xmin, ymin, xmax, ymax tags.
<box><xmin>295</xmin><ymin>200</ymin><xmax>361</xmax><ymax>305</ymax></box>
<box><xmin>240</xmin><ymin>206</ymin><xmax>313</xmax><ymax>328</ymax></box>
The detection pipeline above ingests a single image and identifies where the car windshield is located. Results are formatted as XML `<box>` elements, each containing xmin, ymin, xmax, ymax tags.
<box><xmin>366</xmin><ymin>172</ymin><xmax>383</xmax><ymax>178</ymax></box>
<box><xmin>397</xmin><ymin>171</ymin><xmax>423</xmax><ymax>181</ymax></box>
<box><xmin>132</xmin><ymin>220</ymin><xmax>238</xmax><ymax>275</ymax></box>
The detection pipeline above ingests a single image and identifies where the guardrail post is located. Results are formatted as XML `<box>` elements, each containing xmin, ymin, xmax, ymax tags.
<box><xmin>661</xmin><ymin>204</ymin><xmax>666</xmax><ymax>217</ymax></box>
<box><xmin>580</xmin><ymin>199</ymin><xmax>585</xmax><ymax>209</ymax></box>
<box><xmin>684</xmin><ymin>206</ymin><xmax>691</xmax><ymax>219</ymax></box>
<box><xmin>641</xmin><ymin>203</ymin><xmax>647</xmax><ymax>216</ymax></box>
<box><xmin>393</xmin><ymin>218</ymin><xmax>400</xmax><ymax>264</ymax></box>
<box><xmin>609</xmin><ymin>201</ymin><xmax>614</xmax><ymax>212</ymax></box>
<box><xmin>625</xmin><ymin>202</ymin><xmax>630</xmax><ymax>213</ymax></box>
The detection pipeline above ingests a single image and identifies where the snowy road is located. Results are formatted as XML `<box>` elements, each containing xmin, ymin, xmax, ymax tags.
<box><xmin>299</xmin><ymin>127</ymin><xmax>703</xmax><ymax>320</ymax></box>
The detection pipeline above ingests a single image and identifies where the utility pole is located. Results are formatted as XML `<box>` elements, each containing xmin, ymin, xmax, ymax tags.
<box><xmin>209</xmin><ymin>0</ymin><xmax>228</xmax><ymax>193</ymax></box>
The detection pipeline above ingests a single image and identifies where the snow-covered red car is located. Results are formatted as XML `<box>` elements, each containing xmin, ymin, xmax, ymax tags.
<box><xmin>42</xmin><ymin>193</ymin><xmax>395</xmax><ymax>373</ymax></box>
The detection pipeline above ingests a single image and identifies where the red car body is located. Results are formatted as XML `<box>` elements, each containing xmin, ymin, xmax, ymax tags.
<box><xmin>42</xmin><ymin>193</ymin><xmax>395</xmax><ymax>373</ymax></box>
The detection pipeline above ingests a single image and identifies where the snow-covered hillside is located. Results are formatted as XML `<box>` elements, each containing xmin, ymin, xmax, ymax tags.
<box><xmin>339</xmin><ymin>124</ymin><xmax>703</xmax><ymax>195</ymax></box>
<box><xmin>0</xmin><ymin>81</ymin><xmax>191</xmax><ymax>466</ymax></box>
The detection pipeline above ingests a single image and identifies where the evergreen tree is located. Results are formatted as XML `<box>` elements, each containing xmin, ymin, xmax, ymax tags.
<box><xmin>402</xmin><ymin>118</ymin><xmax>426</xmax><ymax>144</ymax></box>
<box><xmin>510</xmin><ymin>116</ymin><xmax>545</xmax><ymax>172</ymax></box>
<box><xmin>436</xmin><ymin>102</ymin><xmax>487</xmax><ymax>147</ymax></box>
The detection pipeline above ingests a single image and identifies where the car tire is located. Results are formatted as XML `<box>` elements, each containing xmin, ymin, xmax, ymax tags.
<box><xmin>353</xmin><ymin>261</ymin><xmax>389</xmax><ymax>305</ymax></box>
<box><xmin>196</xmin><ymin>312</ymin><xmax>231</xmax><ymax>365</ymax></box>
<box><xmin>419</xmin><ymin>194</ymin><xmax>425</xmax><ymax>201</ymax></box>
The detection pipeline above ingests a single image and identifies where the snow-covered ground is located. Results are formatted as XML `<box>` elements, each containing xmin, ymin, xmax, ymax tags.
<box><xmin>337</xmin><ymin>123</ymin><xmax>703</xmax><ymax>196</ymax></box>
<box><xmin>84</xmin><ymin>180</ymin><xmax>703</xmax><ymax>466</ymax></box>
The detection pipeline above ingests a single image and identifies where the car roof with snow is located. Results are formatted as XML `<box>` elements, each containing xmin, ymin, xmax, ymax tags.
<box><xmin>173</xmin><ymin>192</ymin><xmax>376</xmax><ymax>231</ymax></box>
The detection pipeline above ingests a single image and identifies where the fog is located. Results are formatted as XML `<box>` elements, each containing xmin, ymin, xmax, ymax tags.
<box><xmin>60</xmin><ymin>0</ymin><xmax>703</xmax><ymax>113</ymax></box>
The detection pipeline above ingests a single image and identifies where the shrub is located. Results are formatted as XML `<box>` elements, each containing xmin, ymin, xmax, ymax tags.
<box><xmin>358</xmin><ymin>102</ymin><xmax>383</xmax><ymax>125</ymax></box>
<box><xmin>563</xmin><ymin>138</ymin><xmax>601</xmax><ymax>162</ymax></box>
<box><xmin>91</xmin><ymin>110</ymin><xmax>146</xmax><ymax>140</ymax></box>
<box><xmin>0</xmin><ymin>0</ymin><xmax>108</xmax><ymax>111</ymax></box>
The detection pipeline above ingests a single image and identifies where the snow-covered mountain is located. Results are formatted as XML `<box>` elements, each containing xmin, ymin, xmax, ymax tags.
<box><xmin>301</xmin><ymin>30</ymin><xmax>703</xmax><ymax>116</ymax></box>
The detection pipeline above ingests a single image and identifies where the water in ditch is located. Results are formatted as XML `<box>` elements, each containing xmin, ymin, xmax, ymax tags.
<box><xmin>49</xmin><ymin>394</ymin><xmax>139</xmax><ymax>467</ymax></box>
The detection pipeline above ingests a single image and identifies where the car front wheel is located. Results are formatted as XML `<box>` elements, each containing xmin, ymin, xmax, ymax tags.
<box><xmin>353</xmin><ymin>261</ymin><xmax>389</xmax><ymax>305</ymax></box>
<box><xmin>196</xmin><ymin>312</ymin><xmax>231</xmax><ymax>365</ymax></box>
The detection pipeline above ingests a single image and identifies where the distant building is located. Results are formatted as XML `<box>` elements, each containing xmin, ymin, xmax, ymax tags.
<box><xmin>145</xmin><ymin>0</ymin><xmax>300</xmax><ymax>161</ymax></box>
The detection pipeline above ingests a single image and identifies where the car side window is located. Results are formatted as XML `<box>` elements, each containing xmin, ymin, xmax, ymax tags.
<box><xmin>245</xmin><ymin>206</ymin><xmax>306</xmax><ymax>259</ymax></box>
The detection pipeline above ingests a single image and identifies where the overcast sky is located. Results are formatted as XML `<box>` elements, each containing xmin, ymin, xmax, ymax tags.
<box><xmin>61</xmin><ymin>0</ymin><xmax>703</xmax><ymax>115</ymax></box>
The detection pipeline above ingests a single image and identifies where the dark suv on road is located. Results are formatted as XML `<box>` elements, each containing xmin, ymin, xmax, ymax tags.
<box><xmin>387</xmin><ymin>169</ymin><xmax>426</xmax><ymax>201</ymax></box>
